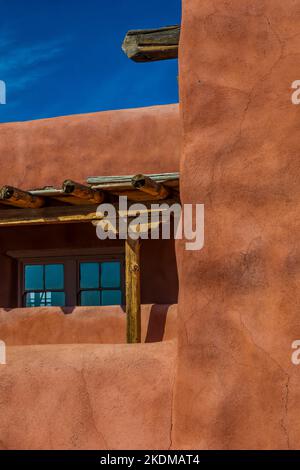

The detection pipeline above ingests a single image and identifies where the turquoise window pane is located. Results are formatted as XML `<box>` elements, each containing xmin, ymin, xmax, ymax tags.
<box><xmin>25</xmin><ymin>265</ymin><xmax>43</xmax><ymax>290</ymax></box>
<box><xmin>25</xmin><ymin>292</ymin><xmax>43</xmax><ymax>307</ymax></box>
<box><xmin>80</xmin><ymin>263</ymin><xmax>99</xmax><ymax>288</ymax></box>
<box><xmin>25</xmin><ymin>291</ymin><xmax>65</xmax><ymax>307</ymax></box>
<box><xmin>101</xmin><ymin>262</ymin><xmax>121</xmax><ymax>288</ymax></box>
<box><xmin>101</xmin><ymin>290</ymin><xmax>122</xmax><ymax>306</ymax></box>
<box><xmin>81</xmin><ymin>290</ymin><xmax>101</xmax><ymax>306</ymax></box>
<box><xmin>45</xmin><ymin>264</ymin><xmax>64</xmax><ymax>290</ymax></box>
<box><xmin>45</xmin><ymin>291</ymin><xmax>65</xmax><ymax>307</ymax></box>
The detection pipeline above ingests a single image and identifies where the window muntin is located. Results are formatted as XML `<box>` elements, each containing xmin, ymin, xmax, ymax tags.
<box><xmin>79</xmin><ymin>261</ymin><xmax>122</xmax><ymax>306</ymax></box>
<box><xmin>24</xmin><ymin>263</ymin><xmax>65</xmax><ymax>307</ymax></box>
<box><xmin>25</xmin><ymin>291</ymin><xmax>66</xmax><ymax>307</ymax></box>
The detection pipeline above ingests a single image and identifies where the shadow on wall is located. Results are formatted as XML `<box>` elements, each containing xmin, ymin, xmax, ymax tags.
<box><xmin>145</xmin><ymin>304</ymin><xmax>169</xmax><ymax>343</ymax></box>
<box><xmin>0</xmin><ymin>304</ymin><xmax>177</xmax><ymax>346</ymax></box>
<box><xmin>29</xmin><ymin>304</ymin><xmax>171</xmax><ymax>342</ymax></box>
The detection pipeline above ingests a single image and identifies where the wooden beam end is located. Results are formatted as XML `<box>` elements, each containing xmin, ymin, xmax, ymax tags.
<box><xmin>122</xmin><ymin>25</ymin><xmax>180</xmax><ymax>62</ymax></box>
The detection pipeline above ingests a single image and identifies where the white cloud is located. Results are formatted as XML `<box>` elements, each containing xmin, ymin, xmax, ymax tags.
<box><xmin>0</xmin><ymin>30</ymin><xmax>67</xmax><ymax>91</ymax></box>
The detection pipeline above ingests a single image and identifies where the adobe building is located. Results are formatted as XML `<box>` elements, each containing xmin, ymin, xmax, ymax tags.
<box><xmin>0</xmin><ymin>0</ymin><xmax>300</xmax><ymax>449</ymax></box>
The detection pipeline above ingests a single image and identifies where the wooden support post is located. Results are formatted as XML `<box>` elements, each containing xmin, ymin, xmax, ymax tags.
<box><xmin>131</xmin><ymin>174</ymin><xmax>169</xmax><ymax>199</ymax></box>
<box><xmin>0</xmin><ymin>186</ymin><xmax>45</xmax><ymax>208</ymax></box>
<box><xmin>122</xmin><ymin>25</ymin><xmax>180</xmax><ymax>62</ymax></box>
<box><xmin>126</xmin><ymin>237</ymin><xmax>141</xmax><ymax>343</ymax></box>
<box><xmin>62</xmin><ymin>180</ymin><xmax>104</xmax><ymax>204</ymax></box>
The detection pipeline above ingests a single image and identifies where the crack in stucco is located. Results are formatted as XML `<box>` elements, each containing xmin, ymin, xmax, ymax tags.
<box><xmin>168</xmin><ymin>380</ymin><xmax>174</xmax><ymax>450</ymax></box>
<box><xmin>239</xmin><ymin>313</ymin><xmax>290</xmax><ymax>449</ymax></box>
<box><xmin>168</xmin><ymin>345</ymin><xmax>178</xmax><ymax>450</ymax></box>
<box><xmin>206</xmin><ymin>13</ymin><xmax>285</xmax><ymax>202</ymax></box>
<box><xmin>183</xmin><ymin>295</ymin><xmax>216</xmax><ymax>345</ymax></box>
<box><xmin>80</xmin><ymin>368</ymin><xmax>109</xmax><ymax>450</ymax></box>
<box><xmin>229</xmin><ymin>14</ymin><xmax>284</xmax><ymax>156</ymax></box>
<box><xmin>180</xmin><ymin>5</ymin><xmax>294</xmax><ymax>450</ymax></box>
<box><xmin>282</xmin><ymin>376</ymin><xmax>290</xmax><ymax>449</ymax></box>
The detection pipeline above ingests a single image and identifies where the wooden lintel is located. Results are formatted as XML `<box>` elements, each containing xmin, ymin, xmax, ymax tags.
<box><xmin>0</xmin><ymin>198</ymin><xmax>179</xmax><ymax>227</ymax></box>
<box><xmin>51</xmin><ymin>196</ymin><xmax>100</xmax><ymax>206</ymax></box>
<box><xmin>63</xmin><ymin>180</ymin><xmax>104</xmax><ymax>204</ymax></box>
<box><xmin>0</xmin><ymin>186</ymin><xmax>45</xmax><ymax>209</ymax></box>
<box><xmin>0</xmin><ymin>204</ymin><xmax>103</xmax><ymax>227</ymax></box>
<box><xmin>122</xmin><ymin>25</ymin><xmax>180</xmax><ymax>62</ymax></box>
<box><xmin>126</xmin><ymin>237</ymin><xmax>141</xmax><ymax>343</ymax></box>
<box><xmin>131</xmin><ymin>174</ymin><xmax>169</xmax><ymax>199</ymax></box>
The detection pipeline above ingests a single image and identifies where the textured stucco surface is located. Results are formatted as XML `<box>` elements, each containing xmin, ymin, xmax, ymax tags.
<box><xmin>0</xmin><ymin>104</ymin><xmax>179</xmax><ymax>450</ymax></box>
<box><xmin>0</xmin><ymin>341</ymin><xmax>176</xmax><ymax>450</ymax></box>
<box><xmin>173</xmin><ymin>0</ymin><xmax>300</xmax><ymax>450</ymax></box>
<box><xmin>2</xmin><ymin>0</ymin><xmax>300</xmax><ymax>450</ymax></box>
<box><xmin>0</xmin><ymin>104</ymin><xmax>180</xmax><ymax>188</ymax></box>
<box><xmin>0</xmin><ymin>304</ymin><xmax>177</xmax><ymax>345</ymax></box>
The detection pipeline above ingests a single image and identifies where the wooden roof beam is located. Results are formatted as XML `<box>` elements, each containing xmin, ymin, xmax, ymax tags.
<box><xmin>88</xmin><ymin>172</ymin><xmax>179</xmax><ymax>189</ymax></box>
<box><xmin>0</xmin><ymin>186</ymin><xmax>45</xmax><ymax>209</ymax></box>
<box><xmin>62</xmin><ymin>180</ymin><xmax>104</xmax><ymax>204</ymax></box>
<box><xmin>131</xmin><ymin>174</ymin><xmax>169</xmax><ymax>199</ymax></box>
<box><xmin>122</xmin><ymin>25</ymin><xmax>180</xmax><ymax>62</ymax></box>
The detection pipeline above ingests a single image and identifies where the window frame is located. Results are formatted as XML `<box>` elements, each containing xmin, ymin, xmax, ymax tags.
<box><xmin>13</xmin><ymin>248</ymin><xmax>125</xmax><ymax>308</ymax></box>
<box><xmin>78</xmin><ymin>260</ymin><xmax>123</xmax><ymax>306</ymax></box>
<box><xmin>23</xmin><ymin>263</ymin><xmax>66</xmax><ymax>307</ymax></box>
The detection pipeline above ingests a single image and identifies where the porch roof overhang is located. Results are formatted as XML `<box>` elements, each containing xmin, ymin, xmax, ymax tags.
<box><xmin>0</xmin><ymin>172</ymin><xmax>180</xmax><ymax>228</ymax></box>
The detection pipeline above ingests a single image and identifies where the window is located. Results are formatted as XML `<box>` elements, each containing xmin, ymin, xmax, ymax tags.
<box><xmin>24</xmin><ymin>263</ymin><xmax>65</xmax><ymax>307</ymax></box>
<box><xmin>79</xmin><ymin>262</ymin><xmax>122</xmax><ymax>306</ymax></box>
<box><xmin>18</xmin><ymin>250</ymin><xmax>124</xmax><ymax>308</ymax></box>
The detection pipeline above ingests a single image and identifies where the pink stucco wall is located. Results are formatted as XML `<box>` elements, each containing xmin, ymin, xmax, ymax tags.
<box><xmin>173</xmin><ymin>0</ymin><xmax>300</xmax><ymax>450</ymax></box>
<box><xmin>0</xmin><ymin>103</ymin><xmax>180</xmax><ymax>450</ymax></box>
<box><xmin>0</xmin><ymin>304</ymin><xmax>177</xmax><ymax>346</ymax></box>
<box><xmin>0</xmin><ymin>104</ymin><xmax>180</xmax><ymax>189</ymax></box>
<box><xmin>0</xmin><ymin>341</ymin><xmax>176</xmax><ymax>450</ymax></box>
<box><xmin>3</xmin><ymin>0</ymin><xmax>299</xmax><ymax>451</ymax></box>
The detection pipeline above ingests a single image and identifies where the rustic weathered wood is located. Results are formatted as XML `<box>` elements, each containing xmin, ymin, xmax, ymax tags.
<box><xmin>0</xmin><ymin>186</ymin><xmax>45</xmax><ymax>208</ymax></box>
<box><xmin>131</xmin><ymin>174</ymin><xmax>169</xmax><ymax>199</ymax></box>
<box><xmin>52</xmin><ymin>196</ymin><xmax>101</xmax><ymax>206</ymax></box>
<box><xmin>0</xmin><ymin>199</ymin><xmax>179</xmax><ymax>227</ymax></box>
<box><xmin>87</xmin><ymin>172</ymin><xmax>179</xmax><ymax>186</ymax></box>
<box><xmin>25</xmin><ymin>174</ymin><xmax>179</xmax><ymax>196</ymax></box>
<box><xmin>29</xmin><ymin>187</ymin><xmax>65</xmax><ymax>197</ymax></box>
<box><xmin>0</xmin><ymin>204</ymin><xmax>102</xmax><ymax>226</ymax></box>
<box><xmin>88</xmin><ymin>173</ymin><xmax>179</xmax><ymax>199</ymax></box>
<box><xmin>29</xmin><ymin>186</ymin><xmax>102</xmax><ymax>206</ymax></box>
<box><xmin>126</xmin><ymin>237</ymin><xmax>141</xmax><ymax>343</ymax></box>
<box><xmin>104</xmin><ymin>189</ymin><xmax>166</xmax><ymax>202</ymax></box>
<box><xmin>63</xmin><ymin>180</ymin><xmax>104</xmax><ymax>204</ymax></box>
<box><xmin>122</xmin><ymin>25</ymin><xmax>180</xmax><ymax>62</ymax></box>
<box><xmin>0</xmin><ymin>174</ymin><xmax>179</xmax><ymax>209</ymax></box>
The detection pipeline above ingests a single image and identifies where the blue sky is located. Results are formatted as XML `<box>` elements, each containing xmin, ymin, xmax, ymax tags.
<box><xmin>0</xmin><ymin>0</ymin><xmax>181</xmax><ymax>123</ymax></box>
